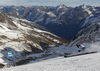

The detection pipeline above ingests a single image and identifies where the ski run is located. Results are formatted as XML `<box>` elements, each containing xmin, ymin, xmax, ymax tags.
<box><xmin>1</xmin><ymin>42</ymin><xmax>100</xmax><ymax>71</ymax></box>
<box><xmin>1</xmin><ymin>52</ymin><xmax>100</xmax><ymax>71</ymax></box>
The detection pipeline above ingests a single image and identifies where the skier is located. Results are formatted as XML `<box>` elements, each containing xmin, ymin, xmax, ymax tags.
<box><xmin>76</xmin><ymin>44</ymin><xmax>86</xmax><ymax>52</ymax></box>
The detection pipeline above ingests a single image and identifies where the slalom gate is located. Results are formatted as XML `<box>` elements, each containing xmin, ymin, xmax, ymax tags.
<box><xmin>7</xmin><ymin>48</ymin><xmax>16</xmax><ymax>67</ymax></box>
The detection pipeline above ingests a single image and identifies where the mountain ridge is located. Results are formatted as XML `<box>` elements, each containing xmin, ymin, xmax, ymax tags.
<box><xmin>68</xmin><ymin>14</ymin><xmax>100</xmax><ymax>47</ymax></box>
<box><xmin>0</xmin><ymin>4</ymin><xmax>100</xmax><ymax>40</ymax></box>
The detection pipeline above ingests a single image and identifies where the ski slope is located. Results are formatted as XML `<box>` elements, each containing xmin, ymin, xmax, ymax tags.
<box><xmin>1</xmin><ymin>52</ymin><xmax>100</xmax><ymax>71</ymax></box>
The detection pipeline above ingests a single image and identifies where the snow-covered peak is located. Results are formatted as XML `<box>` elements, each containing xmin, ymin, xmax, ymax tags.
<box><xmin>58</xmin><ymin>4</ymin><xmax>67</xmax><ymax>9</ymax></box>
<box><xmin>81</xmin><ymin>4</ymin><xmax>87</xmax><ymax>9</ymax></box>
<box><xmin>57</xmin><ymin>4</ymin><xmax>68</xmax><ymax>11</ymax></box>
<box><xmin>79</xmin><ymin>4</ymin><xmax>93</xmax><ymax>15</ymax></box>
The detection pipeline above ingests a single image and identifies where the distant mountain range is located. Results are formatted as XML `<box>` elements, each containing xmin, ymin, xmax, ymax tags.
<box><xmin>0</xmin><ymin>4</ymin><xmax>100</xmax><ymax>40</ymax></box>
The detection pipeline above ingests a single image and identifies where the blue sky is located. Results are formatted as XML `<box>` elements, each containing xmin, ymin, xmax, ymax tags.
<box><xmin>0</xmin><ymin>0</ymin><xmax>99</xmax><ymax>7</ymax></box>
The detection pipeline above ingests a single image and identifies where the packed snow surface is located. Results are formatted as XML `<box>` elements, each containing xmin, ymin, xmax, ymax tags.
<box><xmin>1</xmin><ymin>42</ymin><xmax>100</xmax><ymax>71</ymax></box>
<box><xmin>1</xmin><ymin>52</ymin><xmax>100</xmax><ymax>71</ymax></box>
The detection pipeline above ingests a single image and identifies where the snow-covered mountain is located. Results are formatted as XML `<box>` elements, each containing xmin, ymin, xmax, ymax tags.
<box><xmin>0</xmin><ymin>11</ymin><xmax>68</xmax><ymax>65</ymax></box>
<box><xmin>1</xmin><ymin>4</ymin><xmax>100</xmax><ymax>40</ymax></box>
<box><xmin>0</xmin><ymin>4</ymin><xmax>100</xmax><ymax>70</ymax></box>
<box><xmin>69</xmin><ymin>14</ymin><xmax>100</xmax><ymax>47</ymax></box>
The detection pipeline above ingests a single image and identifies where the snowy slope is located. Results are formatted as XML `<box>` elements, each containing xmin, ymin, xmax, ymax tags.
<box><xmin>69</xmin><ymin>13</ymin><xmax>100</xmax><ymax>47</ymax></box>
<box><xmin>1</xmin><ymin>51</ymin><xmax>100</xmax><ymax>71</ymax></box>
<box><xmin>0</xmin><ymin>11</ymin><xmax>68</xmax><ymax>65</ymax></box>
<box><xmin>1</xmin><ymin>33</ymin><xmax>100</xmax><ymax>71</ymax></box>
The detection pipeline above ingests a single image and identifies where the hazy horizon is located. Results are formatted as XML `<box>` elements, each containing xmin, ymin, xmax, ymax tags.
<box><xmin>0</xmin><ymin>0</ymin><xmax>99</xmax><ymax>7</ymax></box>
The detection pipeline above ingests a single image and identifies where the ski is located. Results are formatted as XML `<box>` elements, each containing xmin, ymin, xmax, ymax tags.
<box><xmin>64</xmin><ymin>51</ymin><xmax>97</xmax><ymax>58</ymax></box>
